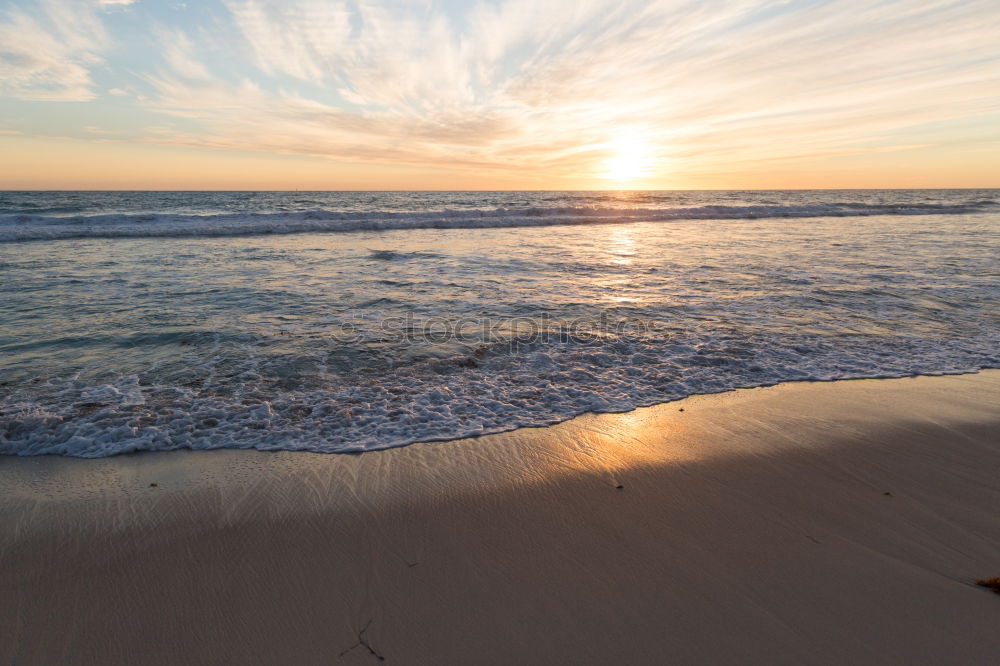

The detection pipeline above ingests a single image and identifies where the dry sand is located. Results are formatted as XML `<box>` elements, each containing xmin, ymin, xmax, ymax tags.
<box><xmin>2</xmin><ymin>371</ymin><xmax>1000</xmax><ymax>665</ymax></box>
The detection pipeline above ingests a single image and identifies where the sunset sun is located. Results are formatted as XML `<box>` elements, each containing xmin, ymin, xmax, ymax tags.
<box><xmin>601</xmin><ymin>137</ymin><xmax>652</xmax><ymax>182</ymax></box>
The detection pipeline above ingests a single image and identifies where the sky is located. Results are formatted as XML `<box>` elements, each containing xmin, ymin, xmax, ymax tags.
<box><xmin>0</xmin><ymin>0</ymin><xmax>998</xmax><ymax>190</ymax></box>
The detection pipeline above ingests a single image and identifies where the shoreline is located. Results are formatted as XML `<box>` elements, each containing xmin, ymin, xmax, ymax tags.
<box><xmin>3</xmin><ymin>371</ymin><xmax>1000</xmax><ymax>664</ymax></box>
<box><xmin>7</xmin><ymin>366</ymin><xmax>999</xmax><ymax>459</ymax></box>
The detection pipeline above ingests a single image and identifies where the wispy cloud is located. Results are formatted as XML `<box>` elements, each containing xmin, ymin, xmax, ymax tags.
<box><xmin>137</xmin><ymin>0</ymin><xmax>1000</xmax><ymax>179</ymax></box>
<box><xmin>0</xmin><ymin>0</ymin><xmax>110</xmax><ymax>101</ymax></box>
<box><xmin>2</xmin><ymin>0</ymin><xmax>999</xmax><ymax>183</ymax></box>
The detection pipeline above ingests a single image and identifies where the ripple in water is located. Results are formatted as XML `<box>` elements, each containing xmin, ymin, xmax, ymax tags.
<box><xmin>0</xmin><ymin>190</ymin><xmax>997</xmax><ymax>456</ymax></box>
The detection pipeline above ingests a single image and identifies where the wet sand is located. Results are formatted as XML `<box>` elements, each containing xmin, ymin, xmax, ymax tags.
<box><xmin>2</xmin><ymin>371</ymin><xmax>1000</xmax><ymax>665</ymax></box>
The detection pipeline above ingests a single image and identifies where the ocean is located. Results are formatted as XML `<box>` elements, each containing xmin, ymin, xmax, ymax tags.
<box><xmin>1</xmin><ymin>190</ymin><xmax>997</xmax><ymax>457</ymax></box>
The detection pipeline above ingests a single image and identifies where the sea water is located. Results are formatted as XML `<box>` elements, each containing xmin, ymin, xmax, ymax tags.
<box><xmin>1</xmin><ymin>190</ymin><xmax>997</xmax><ymax>456</ymax></box>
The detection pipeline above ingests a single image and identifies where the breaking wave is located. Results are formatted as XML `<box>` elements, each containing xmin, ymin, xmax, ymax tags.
<box><xmin>1</xmin><ymin>200</ymin><xmax>996</xmax><ymax>242</ymax></box>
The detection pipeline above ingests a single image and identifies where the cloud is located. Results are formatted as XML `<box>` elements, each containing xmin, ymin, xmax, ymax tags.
<box><xmin>0</xmin><ymin>0</ymin><xmax>110</xmax><ymax>101</ymax></box>
<box><xmin>3</xmin><ymin>0</ymin><xmax>1000</xmax><ymax>181</ymax></box>
<box><xmin>131</xmin><ymin>0</ymin><xmax>998</xmax><ymax>179</ymax></box>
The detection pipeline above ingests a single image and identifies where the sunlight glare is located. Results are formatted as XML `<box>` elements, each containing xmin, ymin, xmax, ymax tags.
<box><xmin>601</xmin><ymin>136</ymin><xmax>652</xmax><ymax>182</ymax></box>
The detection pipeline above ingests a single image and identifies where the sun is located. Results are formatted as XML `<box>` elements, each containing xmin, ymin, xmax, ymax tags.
<box><xmin>601</xmin><ymin>136</ymin><xmax>652</xmax><ymax>182</ymax></box>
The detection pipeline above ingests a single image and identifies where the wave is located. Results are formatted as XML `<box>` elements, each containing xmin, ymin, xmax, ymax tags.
<box><xmin>2</xmin><ymin>329</ymin><xmax>997</xmax><ymax>457</ymax></box>
<box><xmin>1</xmin><ymin>200</ymin><xmax>996</xmax><ymax>242</ymax></box>
<box><xmin>367</xmin><ymin>249</ymin><xmax>442</xmax><ymax>261</ymax></box>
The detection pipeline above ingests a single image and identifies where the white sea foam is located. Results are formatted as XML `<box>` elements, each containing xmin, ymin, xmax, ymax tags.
<box><xmin>2</xmin><ymin>329</ymin><xmax>998</xmax><ymax>457</ymax></box>
<box><xmin>0</xmin><ymin>201</ymin><xmax>995</xmax><ymax>242</ymax></box>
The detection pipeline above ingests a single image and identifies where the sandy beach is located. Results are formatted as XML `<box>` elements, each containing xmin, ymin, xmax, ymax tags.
<box><xmin>4</xmin><ymin>0</ymin><xmax>999</xmax><ymax>662</ymax></box>
<box><xmin>2</xmin><ymin>371</ymin><xmax>999</xmax><ymax>665</ymax></box>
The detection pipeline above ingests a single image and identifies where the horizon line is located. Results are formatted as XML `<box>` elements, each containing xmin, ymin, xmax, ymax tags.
<box><xmin>2</xmin><ymin>187</ymin><xmax>998</xmax><ymax>193</ymax></box>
